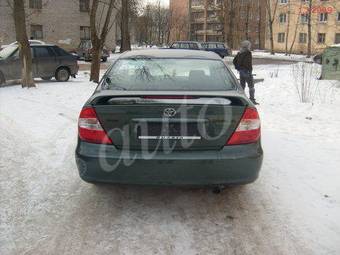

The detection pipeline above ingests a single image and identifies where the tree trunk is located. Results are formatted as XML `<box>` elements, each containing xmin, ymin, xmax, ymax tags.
<box><xmin>90</xmin><ymin>40</ymin><xmax>102</xmax><ymax>82</ymax></box>
<box><xmin>13</xmin><ymin>0</ymin><xmax>35</xmax><ymax>88</ymax></box>
<box><xmin>307</xmin><ymin>0</ymin><xmax>313</xmax><ymax>58</ymax></box>
<box><xmin>269</xmin><ymin>21</ymin><xmax>275</xmax><ymax>55</ymax></box>
<box><xmin>120</xmin><ymin>0</ymin><xmax>131</xmax><ymax>52</ymax></box>
<box><xmin>258</xmin><ymin>0</ymin><xmax>262</xmax><ymax>49</ymax></box>
<box><xmin>227</xmin><ymin>1</ymin><xmax>235</xmax><ymax>49</ymax></box>
<box><xmin>89</xmin><ymin>0</ymin><xmax>115</xmax><ymax>82</ymax></box>
<box><xmin>285</xmin><ymin>5</ymin><xmax>291</xmax><ymax>55</ymax></box>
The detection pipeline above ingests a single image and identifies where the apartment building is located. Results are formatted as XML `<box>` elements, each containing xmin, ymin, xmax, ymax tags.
<box><xmin>0</xmin><ymin>0</ymin><xmax>117</xmax><ymax>51</ymax></box>
<box><xmin>266</xmin><ymin>0</ymin><xmax>340</xmax><ymax>54</ymax></box>
<box><xmin>169</xmin><ymin>0</ymin><xmax>266</xmax><ymax>49</ymax></box>
<box><xmin>189</xmin><ymin>0</ymin><xmax>224</xmax><ymax>42</ymax></box>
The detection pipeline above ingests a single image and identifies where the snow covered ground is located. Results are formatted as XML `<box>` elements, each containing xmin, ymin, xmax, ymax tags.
<box><xmin>230</xmin><ymin>50</ymin><xmax>314</xmax><ymax>63</ymax></box>
<box><xmin>0</xmin><ymin>64</ymin><xmax>340</xmax><ymax>255</ymax></box>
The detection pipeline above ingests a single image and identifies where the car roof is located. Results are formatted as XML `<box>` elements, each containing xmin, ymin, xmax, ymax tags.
<box><xmin>119</xmin><ymin>49</ymin><xmax>221</xmax><ymax>60</ymax></box>
<box><xmin>203</xmin><ymin>42</ymin><xmax>224</xmax><ymax>44</ymax></box>
<box><xmin>171</xmin><ymin>41</ymin><xmax>201</xmax><ymax>44</ymax></box>
<box><xmin>31</xmin><ymin>44</ymin><xmax>56</xmax><ymax>47</ymax></box>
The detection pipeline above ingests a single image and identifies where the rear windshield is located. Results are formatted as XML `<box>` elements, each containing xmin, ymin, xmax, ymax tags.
<box><xmin>101</xmin><ymin>58</ymin><xmax>236</xmax><ymax>91</ymax></box>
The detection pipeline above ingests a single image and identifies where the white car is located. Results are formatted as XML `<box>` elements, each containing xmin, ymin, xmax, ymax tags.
<box><xmin>0</xmin><ymin>40</ymin><xmax>45</xmax><ymax>50</ymax></box>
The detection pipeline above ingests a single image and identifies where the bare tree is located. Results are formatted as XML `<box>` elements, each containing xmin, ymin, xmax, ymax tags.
<box><xmin>285</xmin><ymin>1</ymin><xmax>291</xmax><ymax>55</ymax></box>
<box><xmin>307</xmin><ymin>0</ymin><xmax>313</xmax><ymax>58</ymax></box>
<box><xmin>89</xmin><ymin>0</ymin><xmax>116</xmax><ymax>83</ymax></box>
<box><xmin>265</xmin><ymin>0</ymin><xmax>279</xmax><ymax>55</ymax></box>
<box><xmin>120</xmin><ymin>0</ymin><xmax>131</xmax><ymax>52</ymax></box>
<box><xmin>9</xmin><ymin>0</ymin><xmax>35</xmax><ymax>88</ymax></box>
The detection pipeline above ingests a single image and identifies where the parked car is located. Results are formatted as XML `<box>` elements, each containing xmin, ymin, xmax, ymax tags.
<box><xmin>0</xmin><ymin>44</ymin><xmax>78</xmax><ymax>85</ymax></box>
<box><xmin>169</xmin><ymin>41</ymin><xmax>203</xmax><ymax>50</ymax></box>
<box><xmin>75</xmin><ymin>49</ymin><xmax>263</xmax><ymax>188</ymax></box>
<box><xmin>0</xmin><ymin>40</ymin><xmax>45</xmax><ymax>51</ymax></box>
<box><xmin>201</xmin><ymin>42</ymin><xmax>231</xmax><ymax>58</ymax></box>
<box><xmin>76</xmin><ymin>40</ymin><xmax>110</xmax><ymax>62</ymax></box>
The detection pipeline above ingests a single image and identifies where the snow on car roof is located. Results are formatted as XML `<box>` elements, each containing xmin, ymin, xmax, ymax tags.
<box><xmin>120</xmin><ymin>49</ymin><xmax>221</xmax><ymax>60</ymax></box>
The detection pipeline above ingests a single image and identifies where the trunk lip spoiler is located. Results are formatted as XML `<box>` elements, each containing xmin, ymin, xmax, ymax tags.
<box><xmin>105</xmin><ymin>97</ymin><xmax>232</xmax><ymax>106</ymax></box>
<box><xmin>89</xmin><ymin>91</ymin><xmax>249</xmax><ymax>106</ymax></box>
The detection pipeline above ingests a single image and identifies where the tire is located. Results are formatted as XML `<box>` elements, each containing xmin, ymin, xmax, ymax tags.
<box><xmin>41</xmin><ymin>76</ymin><xmax>52</xmax><ymax>81</ymax></box>
<box><xmin>0</xmin><ymin>72</ymin><xmax>5</xmax><ymax>86</ymax></box>
<box><xmin>102</xmin><ymin>57</ymin><xmax>108</xmax><ymax>62</ymax></box>
<box><xmin>55</xmin><ymin>67</ymin><xmax>70</xmax><ymax>82</ymax></box>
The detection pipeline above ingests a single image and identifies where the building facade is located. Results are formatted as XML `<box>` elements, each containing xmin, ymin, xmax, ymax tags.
<box><xmin>169</xmin><ymin>0</ymin><xmax>266</xmax><ymax>49</ymax></box>
<box><xmin>265</xmin><ymin>0</ymin><xmax>340</xmax><ymax>54</ymax></box>
<box><xmin>0</xmin><ymin>0</ymin><xmax>117</xmax><ymax>51</ymax></box>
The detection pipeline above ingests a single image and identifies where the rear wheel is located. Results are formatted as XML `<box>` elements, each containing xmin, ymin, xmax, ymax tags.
<box><xmin>102</xmin><ymin>57</ymin><xmax>108</xmax><ymax>62</ymax></box>
<box><xmin>0</xmin><ymin>72</ymin><xmax>5</xmax><ymax>86</ymax></box>
<box><xmin>41</xmin><ymin>76</ymin><xmax>52</xmax><ymax>81</ymax></box>
<box><xmin>55</xmin><ymin>67</ymin><xmax>70</xmax><ymax>82</ymax></box>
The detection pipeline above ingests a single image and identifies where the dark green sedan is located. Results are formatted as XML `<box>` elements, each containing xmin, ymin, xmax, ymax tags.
<box><xmin>75</xmin><ymin>49</ymin><xmax>263</xmax><ymax>187</ymax></box>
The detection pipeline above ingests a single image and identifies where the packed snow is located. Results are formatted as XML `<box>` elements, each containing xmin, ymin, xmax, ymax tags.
<box><xmin>230</xmin><ymin>50</ymin><xmax>314</xmax><ymax>62</ymax></box>
<box><xmin>0</xmin><ymin>63</ymin><xmax>340</xmax><ymax>255</ymax></box>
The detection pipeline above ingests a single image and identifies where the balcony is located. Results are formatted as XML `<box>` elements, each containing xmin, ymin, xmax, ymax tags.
<box><xmin>191</xmin><ymin>18</ymin><xmax>205</xmax><ymax>23</ymax></box>
<box><xmin>191</xmin><ymin>4</ymin><xmax>205</xmax><ymax>11</ymax></box>
<box><xmin>194</xmin><ymin>30</ymin><xmax>223</xmax><ymax>36</ymax></box>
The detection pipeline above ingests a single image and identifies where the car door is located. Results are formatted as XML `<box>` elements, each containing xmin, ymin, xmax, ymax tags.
<box><xmin>170</xmin><ymin>42</ymin><xmax>179</xmax><ymax>49</ymax></box>
<box><xmin>33</xmin><ymin>46</ymin><xmax>57</xmax><ymax>78</ymax></box>
<box><xmin>3</xmin><ymin>48</ymin><xmax>22</xmax><ymax>80</ymax></box>
<box><xmin>180</xmin><ymin>43</ymin><xmax>189</xmax><ymax>49</ymax></box>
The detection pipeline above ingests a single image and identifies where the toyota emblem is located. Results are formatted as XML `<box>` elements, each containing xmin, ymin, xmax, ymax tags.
<box><xmin>163</xmin><ymin>108</ymin><xmax>177</xmax><ymax>117</ymax></box>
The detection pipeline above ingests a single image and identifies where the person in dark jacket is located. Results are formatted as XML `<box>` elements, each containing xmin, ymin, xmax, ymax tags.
<box><xmin>233</xmin><ymin>40</ymin><xmax>258</xmax><ymax>104</ymax></box>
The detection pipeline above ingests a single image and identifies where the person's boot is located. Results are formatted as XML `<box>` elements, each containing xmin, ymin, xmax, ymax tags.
<box><xmin>250</xmin><ymin>98</ymin><xmax>259</xmax><ymax>105</ymax></box>
<box><xmin>249</xmin><ymin>88</ymin><xmax>258</xmax><ymax>105</ymax></box>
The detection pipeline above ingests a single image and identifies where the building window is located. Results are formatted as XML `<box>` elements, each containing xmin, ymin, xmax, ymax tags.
<box><xmin>337</xmin><ymin>12</ymin><xmax>340</xmax><ymax>22</ymax></box>
<box><xmin>29</xmin><ymin>0</ymin><xmax>42</xmax><ymax>9</ymax></box>
<box><xmin>31</xmin><ymin>25</ymin><xmax>43</xmax><ymax>39</ymax></box>
<box><xmin>79</xmin><ymin>0</ymin><xmax>90</xmax><ymax>12</ymax></box>
<box><xmin>278</xmin><ymin>33</ymin><xmax>285</xmax><ymax>43</ymax></box>
<box><xmin>279</xmin><ymin>13</ymin><xmax>287</xmax><ymax>23</ymax></box>
<box><xmin>335</xmin><ymin>34</ymin><xmax>340</xmax><ymax>44</ymax></box>
<box><xmin>299</xmin><ymin>33</ymin><xmax>307</xmax><ymax>44</ymax></box>
<box><xmin>300</xmin><ymin>14</ymin><xmax>308</xmax><ymax>23</ymax></box>
<box><xmin>80</xmin><ymin>26</ymin><xmax>91</xmax><ymax>40</ymax></box>
<box><xmin>319</xmin><ymin>13</ymin><xmax>328</xmax><ymax>22</ymax></box>
<box><xmin>317</xmin><ymin>33</ymin><xmax>326</xmax><ymax>44</ymax></box>
<box><xmin>279</xmin><ymin>0</ymin><xmax>288</xmax><ymax>4</ymax></box>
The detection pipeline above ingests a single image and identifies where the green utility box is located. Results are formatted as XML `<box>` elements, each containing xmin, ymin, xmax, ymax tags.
<box><xmin>321</xmin><ymin>45</ymin><xmax>340</xmax><ymax>80</ymax></box>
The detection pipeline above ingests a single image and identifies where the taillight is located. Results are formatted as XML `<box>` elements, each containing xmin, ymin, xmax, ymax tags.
<box><xmin>226</xmin><ymin>107</ymin><xmax>261</xmax><ymax>145</ymax></box>
<box><xmin>78</xmin><ymin>107</ymin><xmax>113</xmax><ymax>144</ymax></box>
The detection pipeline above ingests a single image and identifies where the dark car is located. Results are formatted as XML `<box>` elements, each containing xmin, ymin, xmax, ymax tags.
<box><xmin>75</xmin><ymin>49</ymin><xmax>263</xmax><ymax>188</ymax></box>
<box><xmin>202</xmin><ymin>42</ymin><xmax>230</xmax><ymax>58</ymax></box>
<box><xmin>0</xmin><ymin>44</ymin><xmax>78</xmax><ymax>84</ymax></box>
<box><xmin>169</xmin><ymin>41</ymin><xmax>203</xmax><ymax>50</ymax></box>
<box><xmin>76</xmin><ymin>40</ymin><xmax>110</xmax><ymax>62</ymax></box>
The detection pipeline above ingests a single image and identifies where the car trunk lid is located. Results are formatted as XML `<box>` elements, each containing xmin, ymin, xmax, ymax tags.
<box><xmin>91</xmin><ymin>92</ymin><xmax>248</xmax><ymax>151</ymax></box>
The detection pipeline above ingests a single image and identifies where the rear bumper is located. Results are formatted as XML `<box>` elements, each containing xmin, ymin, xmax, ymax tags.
<box><xmin>75</xmin><ymin>140</ymin><xmax>263</xmax><ymax>186</ymax></box>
